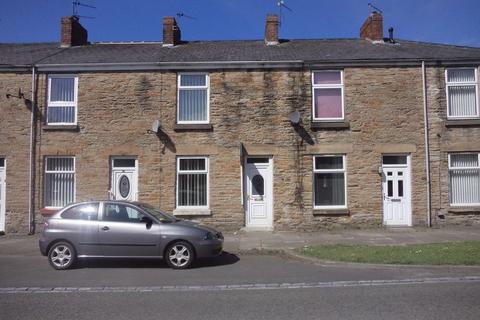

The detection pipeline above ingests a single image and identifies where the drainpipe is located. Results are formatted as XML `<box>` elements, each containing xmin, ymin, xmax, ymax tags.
<box><xmin>28</xmin><ymin>66</ymin><xmax>36</xmax><ymax>235</ymax></box>
<box><xmin>422</xmin><ymin>61</ymin><xmax>432</xmax><ymax>227</ymax></box>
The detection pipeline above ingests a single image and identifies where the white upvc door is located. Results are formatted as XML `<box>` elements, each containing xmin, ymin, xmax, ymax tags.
<box><xmin>382</xmin><ymin>155</ymin><xmax>412</xmax><ymax>226</ymax></box>
<box><xmin>110</xmin><ymin>158</ymin><xmax>138</xmax><ymax>201</ymax></box>
<box><xmin>244</xmin><ymin>157</ymin><xmax>273</xmax><ymax>229</ymax></box>
<box><xmin>0</xmin><ymin>161</ymin><xmax>5</xmax><ymax>232</ymax></box>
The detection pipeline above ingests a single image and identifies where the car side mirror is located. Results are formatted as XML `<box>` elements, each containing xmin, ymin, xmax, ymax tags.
<box><xmin>140</xmin><ymin>216</ymin><xmax>153</xmax><ymax>229</ymax></box>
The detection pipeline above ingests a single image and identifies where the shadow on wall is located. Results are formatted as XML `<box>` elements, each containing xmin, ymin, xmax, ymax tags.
<box><xmin>156</xmin><ymin>129</ymin><xmax>176</xmax><ymax>154</ymax></box>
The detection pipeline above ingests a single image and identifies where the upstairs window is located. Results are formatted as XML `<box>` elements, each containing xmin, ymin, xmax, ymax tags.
<box><xmin>177</xmin><ymin>73</ymin><xmax>209</xmax><ymax>124</ymax></box>
<box><xmin>176</xmin><ymin>157</ymin><xmax>208</xmax><ymax>208</ymax></box>
<box><xmin>449</xmin><ymin>153</ymin><xmax>480</xmax><ymax>206</ymax></box>
<box><xmin>312</xmin><ymin>71</ymin><xmax>344</xmax><ymax>121</ymax></box>
<box><xmin>313</xmin><ymin>155</ymin><xmax>347</xmax><ymax>208</ymax></box>
<box><xmin>47</xmin><ymin>75</ymin><xmax>78</xmax><ymax>125</ymax></box>
<box><xmin>44</xmin><ymin>157</ymin><xmax>75</xmax><ymax>208</ymax></box>
<box><xmin>446</xmin><ymin>68</ymin><xmax>478</xmax><ymax>119</ymax></box>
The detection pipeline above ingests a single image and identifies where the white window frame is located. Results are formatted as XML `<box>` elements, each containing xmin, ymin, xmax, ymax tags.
<box><xmin>448</xmin><ymin>152</ymin><xmax>480</xmax><ymax>207</ymax></box>
<box><xmin>47</xmin><ymin>74</ymin><xmax>78</xmax><ymax>125</ymax></box>
<box><xmin>176</xmin><ymin>156</ymin><xmax>209</xmax><ymax>209</ymax></box>
<box><xmin>311</xmin><ymin>70</ymin><xmax>345</xmax><ymax>122</ymax></box>
<box><xmin>312</xmin><ymin>155</ymin><xmax>347</xmax><ymax>209</ymax></box>
<box><xmin>44</xmin><ymin>156</ymin><xmax>76</xmax><ymax>209</ymax></box>
<box><xmin>177</xmin><ymin>73</ymin><xmax>210</xmax><ymax>124</ymax></box>
<box><xmin>445</xmin><ymin>68</ymin><xmax>479</xmax><ymax>119</ymax></box>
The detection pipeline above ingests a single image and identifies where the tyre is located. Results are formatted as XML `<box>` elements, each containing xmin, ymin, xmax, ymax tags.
<box><xmin>165</xmin><ymin>241</ymin><xmax>195</xmax><ymax>269</ymax></box>
<box><xmin>48</xmin><ymin>241</ymin><xmax>76</xmax><ymax>270</ymax></box>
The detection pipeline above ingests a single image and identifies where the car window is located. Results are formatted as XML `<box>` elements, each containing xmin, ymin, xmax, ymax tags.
<box><xmin>103</xmin><ymin>203</ymin><xmax>146</xmax><ymax>223</ymax></box>
<box><xmin>61</xmin><ymin>203</ymin><xmax>99</xmax><ymax>221</ymax></box>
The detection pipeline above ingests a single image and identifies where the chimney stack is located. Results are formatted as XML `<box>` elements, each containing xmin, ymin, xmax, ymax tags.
<box><xmin>61</xmin><ymin>16</ymin><xmax>88</xmax><ymax>47</ymax></box>
<box><xmin>163</xmin><ymin>17</ymin><xmax>181</xmax><ymax>47</ymax></box>
<box><xmin>265</xmin><ymin>14</ymin><xmax>279</xmax><ymax>45</ymax></box>
<box><xmin>360</xmin><ymin>11</ymin><xmax>384</xmax><ymax>41</ymax></box>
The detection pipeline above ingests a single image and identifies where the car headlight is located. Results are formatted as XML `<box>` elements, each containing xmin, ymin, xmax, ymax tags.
<box><xmin>204</xmin><ymin>232</ymin><xmax>214</xmax><ymax>240</ymax></box>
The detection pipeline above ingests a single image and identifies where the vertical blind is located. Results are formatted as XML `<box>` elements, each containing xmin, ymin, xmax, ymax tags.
<box><xmin>449</xmin><ymin>153</ymin><xmax>480</xmax><ymax>205</ymax></box>
<box><xmin>447</xmin><ymin>69</ymin><xmax>477</xmax><ymax>117</ymax></box>
<box><xmin>178</xmin><ymin>158</ymin><xmax>207</xmax><ymax>207</ymax></box>
<box><xmin>178</xmin><ymin>74</ymin><xmax>208</xmax><ymax>122</ymax></box>
<box><xmin>48</xmin><ymin>77</ymin><xmax>76</xmax><ymax>124</ymax></box>
<box><xmin>45</xmin><ymin>157</ymin><xmax>75</xmax><ymax>207</ymax></box>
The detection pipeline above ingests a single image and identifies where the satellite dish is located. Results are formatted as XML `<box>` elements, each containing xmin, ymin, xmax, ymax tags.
<box><xmin>288</xmin><ymin>111</ymin><xmax>301</xmax><ymax>125</ymax></box>
<box><xmin>151</xmin><ymin>120</ymin><xmax>161</xmax><ymax>133</ymax></box>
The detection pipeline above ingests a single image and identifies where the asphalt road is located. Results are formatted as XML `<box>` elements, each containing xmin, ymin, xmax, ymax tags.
<box><xmin>1</xmin><ymin>238</ymin><xmax>480</xmax><ymax>319</ymax></box>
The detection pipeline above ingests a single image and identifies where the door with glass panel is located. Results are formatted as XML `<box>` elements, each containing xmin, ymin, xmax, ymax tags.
<box><xmin>382</xmin><ymin>155</ymin><xmax>411</xmax><ymax>226</ymax></box>
<box><xmin>244</xmin><ymin>157</ymin><xmax>273</xmax><ymax>229</ymax></box>
<box><xmin>110</xmin><ymin>157</ymin><xmax>138</xmax><ymax>201</ymax></box>
<box><xmin>0</xmin><ymin>158</ymin><xmax>6</xmax><ymax>232</ymax></box>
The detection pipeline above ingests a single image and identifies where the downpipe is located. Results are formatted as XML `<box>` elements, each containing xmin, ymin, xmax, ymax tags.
<box><xmin>422</xmin><ymin>61</ymin><xmax>432</xmax><ymax>227</ymax></box>
<box><xmin>28</xmin><ymin>66</ymin><xmax>36</xmax><ymax>235</ymax></box>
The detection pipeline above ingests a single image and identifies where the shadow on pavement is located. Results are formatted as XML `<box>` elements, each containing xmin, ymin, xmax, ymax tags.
<box><xmin>75</xmin><ymin>251</ymin><xmax>240</xmax><ymax>269</ymax></box>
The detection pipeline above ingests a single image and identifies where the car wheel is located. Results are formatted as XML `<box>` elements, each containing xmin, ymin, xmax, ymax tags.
<box><xmin>48</xmin><ymin>241</ymin><xmax>76</xmax><ymax>270</ymax></box>
<box><xmin>165</xmin><ymin>241</ymin><xmax>194</xmax><ymax>269</ymax></box>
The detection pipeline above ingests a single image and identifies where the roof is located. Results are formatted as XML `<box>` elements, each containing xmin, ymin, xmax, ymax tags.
<box><xmin>1</xmin><ymin>38</ymin><xmax>480</xmax><ymax>70</ymax></box>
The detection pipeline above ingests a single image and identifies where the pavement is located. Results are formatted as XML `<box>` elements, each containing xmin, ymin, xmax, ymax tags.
<box><xmin>1</xmin><ymin>225</ymin><xmax>480</xmax><ymax>256</ymax></box>
<box><xmin>222</xmin><ymin>225</ymin><xmax>480</xmax><ymax>252</ymax></box>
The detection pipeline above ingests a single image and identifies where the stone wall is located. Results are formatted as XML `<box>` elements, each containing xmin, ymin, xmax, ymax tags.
<box><xmin>1</xmin><ymin>65</ymin><xmax>479</xmax><ymax>233</ymax></box>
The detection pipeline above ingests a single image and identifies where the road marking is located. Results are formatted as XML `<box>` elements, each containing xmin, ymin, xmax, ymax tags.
<box><xmin>0</xmin><ymin>276</ymin><xmax>479</xmax><ymax>294</ymax></box>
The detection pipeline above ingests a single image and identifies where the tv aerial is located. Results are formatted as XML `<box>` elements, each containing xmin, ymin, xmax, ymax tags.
<box><xmin>72</xmin><ymin>1</ymin><xmax>96</xmax><ymax>19</ymax></box>
<box><xmin>176</xmin><ymin>12</ymin><xmax>197</xmax><ymax>20</ymax></box>
<box><xmin>277</xmin><ymin>0</ymin><xmax>293</xmax><ymax>27</ymax></box>
<box><xmin>368</xmin><ymin>3</ymin><xmax>383</xmax><ymax>14</ymax></box>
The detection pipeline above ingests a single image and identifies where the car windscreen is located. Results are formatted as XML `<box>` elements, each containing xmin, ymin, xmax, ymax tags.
<box><xmin>137</xmin><ymin>204</ymin><xmax>179</xmax><ymax>223</ymax></box>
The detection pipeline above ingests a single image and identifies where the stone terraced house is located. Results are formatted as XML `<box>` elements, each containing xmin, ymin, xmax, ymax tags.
<box><xmin>1</xmin><ymin>12</ymin><xmax>480</xmax><ymax>234</ymax></box>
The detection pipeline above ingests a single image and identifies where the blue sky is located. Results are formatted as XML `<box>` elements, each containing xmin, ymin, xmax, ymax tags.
<box><xmin>1</xmin><ymin>0</ymin><xmax>479</xmax><ymax>46</ymax></box>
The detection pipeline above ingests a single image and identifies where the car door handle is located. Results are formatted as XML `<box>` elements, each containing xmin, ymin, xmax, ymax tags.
<box><xmin>101</xmin><ymin>226</ymin><xmax>110</xmax><ymax>231</ymax></box>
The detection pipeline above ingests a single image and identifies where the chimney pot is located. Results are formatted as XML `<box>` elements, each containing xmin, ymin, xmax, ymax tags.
<box><xmin>360</xmin><ymin>12</ymin><xmax>384</xmax><ymax>41</ymax></box>
<box><xmin>265</xmin><ymin>14</ymin><xmax>279</xmax><ymax>45</ymax></box>
<box><xmin>60</xmin><ymin>16</ymin><xmax>88</xmax><ymax>47</ymax></box>
<box><xmin>163</xmin><ymin>17</ymin><xmax>181</xmax><ymax>47</ymax></box>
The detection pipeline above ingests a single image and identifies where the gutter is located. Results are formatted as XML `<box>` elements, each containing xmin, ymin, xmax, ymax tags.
<box><xmin>28</xmin><ymin>66</ymin><xmax>36</xmax><ymax>234</ymax></box>
<box><xmin>422</xmin><ymin>61</ymin><xmax>432</xmax><ymax>227</ymax></box>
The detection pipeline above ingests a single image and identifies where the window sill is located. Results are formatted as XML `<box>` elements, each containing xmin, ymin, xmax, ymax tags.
<box><xmin>448</xmin><ymin>206</ymin><xmax>480</xmax><ymax>214</ymax></box>
<box><xmin>40</xmin><ymin>207</ymin><xmax>60</xmax><ymax>216</ymax></box>
<box><xmin>43</xmin><ymin>124</ymin><xmax>79</xmax><ymax>131</ymax></box>
<box><xmin>313</xmin><ymin>208</ymin><xmax>350</xmax><ymax>216</ymax></box>
<box><xmin>311</xmin><ymin>121</ymin><xmax>350</xmax><ymax>130</ymax></box>
<box><xmin>173</xmin><ymin>124</ymin><xmax>213</xmax><ymax>131</ymax></box>
<box><xmin>173</xmin><ymin>208</ymin><xmax>212</xmax><ymax>216</ymax></box>
<box><xmin>445</xmin><ymin>119</ymin><xmax>480</xmax><ymax>127</ymax></box>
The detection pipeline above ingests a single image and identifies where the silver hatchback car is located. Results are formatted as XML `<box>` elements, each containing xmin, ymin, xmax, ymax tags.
<box><xmin>39</xmin><ymin>201</ymin><xmax>223</xmax><ymax>270</ymax></box>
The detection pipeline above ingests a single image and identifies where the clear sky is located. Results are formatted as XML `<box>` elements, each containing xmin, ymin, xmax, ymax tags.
<box><xmin>1</xmin><ymin>0</ymin><xmax>479</xmax><ymax>47</ymax></box>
